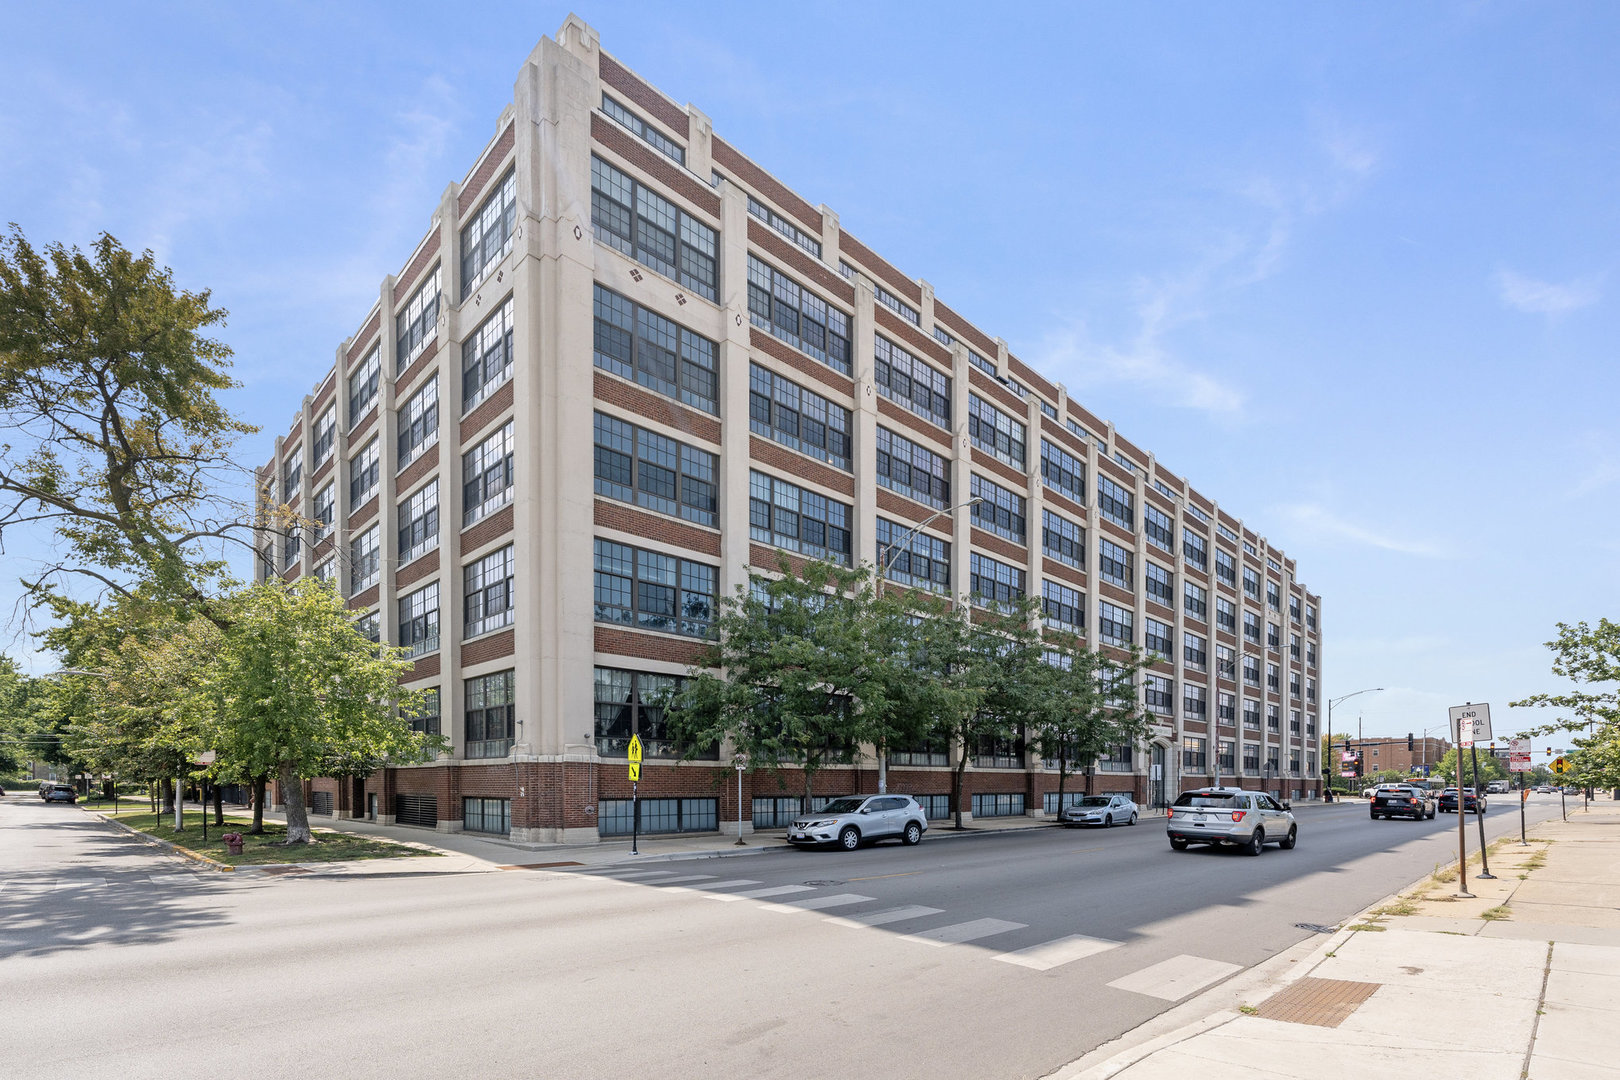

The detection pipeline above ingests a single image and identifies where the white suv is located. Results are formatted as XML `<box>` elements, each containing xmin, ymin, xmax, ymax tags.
<box><xmin>788</xmin><ymin>795</ymin><xmax>929</xmax><ymax>850</ymax></box>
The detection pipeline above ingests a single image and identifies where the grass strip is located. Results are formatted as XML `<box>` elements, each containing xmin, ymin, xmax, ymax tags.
<box><xmin>106</xmin><ymin>812</ymin><xmax>440</xmax><ymax>866</ymax></box>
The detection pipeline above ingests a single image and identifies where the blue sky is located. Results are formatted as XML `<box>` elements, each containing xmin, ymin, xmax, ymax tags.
<box><xmin>3</xmin><ymin>2</ymin><xmax>1616</xmax><ymax>752</ymax></box>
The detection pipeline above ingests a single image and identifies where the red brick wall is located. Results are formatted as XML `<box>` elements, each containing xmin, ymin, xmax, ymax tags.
<box><xmin>402</xmin><ymin>652</ymin><xmax>441</xmax><ymax>683</ymax></box>
<box><xmin>600</xmin><ymin>53</ymin><xmax>690</xmax><ymax>138</ymax></box>
<box><xmin>461</xmin><ymin>628</ymin><xmax>515</xmax><ymax>668</ymax></box>
<box><xmin>350</xmin><ymin>406</ymin><xmax>379</xmax><ymax>445</ymax></box>
<box><xmin>748</xmin><ymin>437</ymin><xmax>854</xmax><ymax>497</ymax></box>
<box><xmin>746</xmin><ymin>220</ymin><xmax>849</xmax><ymax>302</ymax></box>
<box><xmin>347</xmin><ymin>495</ymin><xmax>378</xmax><ymax>531</ymax></box>
<box><xmin>396</xmin><ymin>443</ymin><xmax>439</xmax><ymax>494</ymax></box>
<box><xmin>875</xmin><ymin>308</ymin><xmax>951</xmax><ymax>367</ymax></box>
<box><xmin>713</xmin><ymin>137</ymin><xmax>821</xmax><ymax>234</ymax></box>
<box><xmin>396</xmin><ymin>549</ymin><xmax>439</xmax><ymax>588</ymax></box>
<box><xmin>593</xmin><ymin>371</ymin><xmax>721</xmax><ymax>444</ymax></box>
<box><xmin>347</xmin><ymin>312</ymin><xmax>381</xmax><ymax>364</ymax></box>
<box><xmin>838</xmin><ymin>230</ymin><xmax>920</xmax><ymax>303</ymax></box>
<box><xmin>591</xmin><ymin>115</ymin><xmax>718</xmax><ymax>219</ymax></box>
<box><xmin>593</xmin><ymin>500</ymin><xmax>721</xmax><ymax>558</ymax></box>
<box><xmin>460</xmin><ymin>504</ymin><xmax>513</xmax><ymax>554</ymax></box>
<box><xmin>395</xmin><ymin>232</ymin><xmax>441</xmax><ymax>301</ymax></box>
<box><xmin>971</xmin><ymin>453</ymin><xmax>1026</xmax><ymax>490</ymax></box>
<box><xmin>396</xmin><ymin>342</ymin><xmax>439</xmax><ymax>400</ymax></box>
<box><xmin>347</xmin><ymin>585</ymin><xmax>378</xmax><ymax>611</ymax></box>
<box><xmin>933</xmin><ymin>300</ymin><xmax>998</xmax><ymax>358</ymax></box>
<box><xmin>970</xmin><ymin>527</ymin><xmax>1027</xmax><ymax>564</ymax></box>
<box><xmin>875</xmin><ymin>399</ymin><xmax>950</xmax><ymax>452</ymax></box>
<box><xmin>593</xmin><ymin>627</ymin><xmax>708</xmax><ymax>666</ymax></box>
<box><xmin>457</xmin><ymin>124</ymin><xmax>516</xmax><ymax>216</ymax></box>
<box><xmin>459</xmin><ymin>379</ymin><xmax>514</xmax><ymax>445</ymax></box>
<box><xmin>968</xmin><ymin>369</ymin><xmax>1027</xmax><ymax>415</ymax></box>
<box><xmin>748</xmin><ymin>329</ymin><xmax>855</xmax><ymax>399</ymax></box>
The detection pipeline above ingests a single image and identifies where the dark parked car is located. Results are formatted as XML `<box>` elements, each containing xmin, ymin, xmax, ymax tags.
<box><xmin>39</xmin><ymin>782</ymin><xmax>77</xmax><ymax>803</ymax></box>
<box><xmin>1371</xmin><ymin>785</ymin><xmax>1435</xmax><ymax>820</ymax></box>
<box><xmin>1438</xmin><ymin>787</ymin><xmax>1485</xmax><ymax>814</ymax></box>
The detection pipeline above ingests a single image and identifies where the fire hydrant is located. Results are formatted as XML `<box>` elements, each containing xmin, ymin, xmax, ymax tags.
<box><xmin>222</xmin><ymin>832</ymin><xmax>244</xmax><ymax>856</ymax></box>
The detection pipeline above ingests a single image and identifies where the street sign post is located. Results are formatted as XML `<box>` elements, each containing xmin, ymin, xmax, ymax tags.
<box><xmin>1510</xmin><ymin>738</ymin><xmax>1531</xmax><ymax>844</ymax></box>
<box><xmin>1447</xmin><ymin>703</ymin><xmax>1495</xmax><ymax>895</ymax></box>
<box><xmin>628</xmin><ymin>735</ymin><xmax>643</xmax><ymax>855</ymax></box>
<box><xmin>1552</xmin><ymin>755</ymin><xmax>1571</xmax><ymax>821</ymax></box>
<box><xmin>733</xmin><ymin>753</ymin><xmax>748</xmax><ymax>846</ymax></box>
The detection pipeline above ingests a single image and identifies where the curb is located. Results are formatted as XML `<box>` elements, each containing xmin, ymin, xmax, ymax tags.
<box><xmin>89</xmin><ymin>810</ymin><xmax>235</xmax><ymax>873</ymax></box>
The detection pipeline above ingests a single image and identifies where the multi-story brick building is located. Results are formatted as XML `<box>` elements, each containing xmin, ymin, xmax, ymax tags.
<box><xmin>1340</xmin><ymin>736</ymin><xmax>1453</xmax><ymax>778</ymax></box>
<box><xmin>255</xmin><ymin>15</ymin><xmax>1324</xmax><ymax>844</ymax></box>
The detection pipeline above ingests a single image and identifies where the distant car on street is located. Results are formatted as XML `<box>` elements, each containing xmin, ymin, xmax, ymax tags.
<box><xmin>1167</xmin><ymin>787</ymin><xmax>1297</xmax><ymax>856</ymax></box>
<box><xmin>38</xmin><ymin>782</ymin><xmax>77</xmax><ymax>803</ymax></box>
<box><xmin>1059</xmin><ymin>794</ymin><xmax>1139</xmax><ymax>828</ymax></box>
<box><xmin>1371</xmin><ymin>785</ymin><xmax>1435</xmax><ymax>820</ymax></box>
<box><xmin>1438</xmin><ymin>787</ymin><xmax>1485</xmax><ymax>814</ymax></box>
<box><xmin>788</xmin><ymin>794</ymin><xmax>928</xmax><ymax>851</ymax></box>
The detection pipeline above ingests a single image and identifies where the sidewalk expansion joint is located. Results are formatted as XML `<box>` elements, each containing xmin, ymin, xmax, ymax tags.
<box><xmin>1520</xmin><ymin>940</ymin><xmax>1554</xmax><ymax>1080</ymax></box>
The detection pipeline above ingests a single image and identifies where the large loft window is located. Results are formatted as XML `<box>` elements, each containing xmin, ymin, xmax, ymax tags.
<box><xmin>969</xmin><ymin>474</ymin><xmax>1025</xmax><ymax>545</ymax></box>
<box><xmin>594</xmin><ymin>668</ymin><xmax>715</xmax><ymax>759</ymax></box>
<box><xmin>349</xmin><ymin>439</ymin><xmax>379</xmax><ymax>506</ymax></box>
<box><xmin>1099</xmin><ymin>601</ymin><xmax>1133</xmax><ymax>647</ymax></box>
<box><xmin>1145</xmin><ymin>504</ymin><xmax>1173</xmax><ymax>552</ymax></box>
<box><xmin>1040</xmin><ymin>439</ymin><xmax>1085</xmax><ymax>505</ymax></box>
<box><xmin>349</xmin><ymin>526</ymin><xmax>380</xmax><ymax>594</ymax></box>
<box><xmin>591</xmin><ymin>155</ymin><xmax>718</xmax><ymax>302</ymax></box>
<box><xmin>746</xmin><ymin>195</ymin><xmax>821</xmax><ymax>258</ymax></box>
<box><xmin>748</xmin><ymin>363</ymin><xmax>852</xmax><ymax>470</ymax></box>
<box><xmin>748</xmin><ymin>471</ymin><xmax>852</xmax><ymax>565</ymax></box>
<box><xmin>873</xmin><ymin>283</ymin><xmax>920</xmax><ymax>326</ymax></box>
<box><xmin>398</xmin><ymin>582</ymin><xmax>440</xmax><ymax>659</ymax></box>
<box><xmin>874</xmin><ymin>336</ymin><xmax>950</xmax><ymax>429</ymax></box>
<box><xmin>601</xmin><ymin>94</ymin><xmax>685</xmax><ymax>165</ymax></box>
<box><xmin>462</xmin><ymin>297</ymin><xmax>514</xmax><ymax>412</ymax></box>
<box><xmin>464</xmin><ymin>670</ymin><xmax>514</xmax><ymax>759</ymax></box>
<box><xmin>397</xmin><ymin>480</ymin><xmax>439</xmax><ymax>564</ymax></box>
<box><xmin>593</xmin><ymin>539</ymin><xmax>716</xmax><ymax>639</ymax></box>
<box><xmin>460</xmin><ymin>169</ymin><xmax>517</xmax><ymax>301</ymax></box>
<box><xmin>968</xmin><ymin>552</ymin><xmax>1024</xmax><ymax>609</ymax></box>
<box><xmin>967</xmin><ymin>393</ymin><xmax>1025</xmax><ymax>470</ymax></box>
<box><xmin>313</xmin><ymin>483</ymin><xmax>334</xmax><ymax>543</ymax></box>
<box><xmin>464</xmin><ymin>545</ymin><xmax>515</xmax><ymax>639</ymax></box>
<box><xmin>875</xmin><ymin>517</ymin><xmax>948</xmax><ymax>592</ymax></box>
<box><xmin>746</xmin><ymin>256</ymin><xmax>850</xmax><ymax>375</ymax></box>
<box><xmin>1042</xmin><ymin>580</ymin><xmax>1084</xmax><ymax>635</ymax></box>
<box><xmin>348</xmin><ymin>347</ymin><xmax>380</xmax><ymax>425</ymax></box>
<box><xmin>1042</xmin><ymin>510</ymin><xmax>1084</xmax><ymax>569</ymax></box>
<box><xmin>397</xmin><ymin>378</ymin><xmax>439</xmax><ymax>468</ymax></box>
<box><xmin>1099</xmin><ymin>538</ymin><xmax>1133</xmax><ymax>591</ymax></box>
<box><xmin>1098</xmin><ymin>475</ymin><xmax>1134</xmax><ymax>531</ymax></box>
<box><xmin>312</xmin><ymin>405</ymin><xmax>336</xmax><ymax>467</ymax></box>
<box><xmin>395</xmin><ymin>266</ymin><xmax>441</xmax><ymax>372</ymax></box>
<box><xmin>593</xmin><ymin>284</ymin><xmax>718</xmax><ymax>415</ymax></box>
<box><xmin>593</xmin><ymin>412</ymin><xmax>718</xmax><ymax>527</ymax></box>
<box><xmin>875</xmin><ymin>427</ymin><xmax>948</xmax><ymax>509</ymax></box>
<box><xmin>463</xmin><ymin>421</ymin><xmax>514</xmax><ymax>527</ymax></box>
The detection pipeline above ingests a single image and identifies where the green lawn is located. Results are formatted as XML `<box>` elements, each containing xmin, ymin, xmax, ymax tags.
<box><xmin>104</xmin><ymin>812</ymin><xmax>441</xmax><ymax>865</ymax></box>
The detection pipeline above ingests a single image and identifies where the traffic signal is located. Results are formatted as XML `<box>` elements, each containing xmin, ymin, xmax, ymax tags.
<box><xmin>1407</xmin><ymin>732</ymin><xmax>1414</xmax><ymax>751</ymax></box>
<box><xmin>1353</xmin><ymin>755</ymin><xmax>1364</xmax><ymax>777</ymax></box>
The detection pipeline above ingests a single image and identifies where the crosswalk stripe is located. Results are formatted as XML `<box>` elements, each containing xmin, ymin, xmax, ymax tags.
<box><xmin>1107</xmin><ymin>954</ymin><xmax>1240</xmax><ymax>1001</ymax></box>
<box><xmin>824</xmin><ymin>904</ymin><xmax>943</xmax><ymax>928</ymax></box>
<box><xmin>900</xmin><ymin>917</ymin><xmax>1026</xmax><ymax>947</ymax></box>
<box><xmin>647</xmin><ymin>874</ymin><xmax>715</xmax><ymax>885</ymax></box>
<box><xmin>692</xmin><ymin>879</ymin><xmax>763</xmax><ymax>891</ymax></box>
<box><xmin>993</xmin><ymin>934</ymin><xmax>1123</xmax><ymax>971</ymax></box>
<box><xmin>589</xmin><ymin>870</ymin><xmax>675</xmax><ymax>879</ymax></box>
<box><xmin>708</xmin><ymin>885</ymin><xmax>815</xmax><ymax>902</ymax></box>
<box><xmin>758</xmin><ymin>892</ymin><xmax>876</xmax><ymax>913</ymax></box>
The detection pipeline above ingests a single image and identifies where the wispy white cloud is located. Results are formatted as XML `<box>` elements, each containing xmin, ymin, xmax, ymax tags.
<box><xmin>1494</xmin><ymin>269</ymin><xmax>1601</xmax><ymax>316</ymax></box>
<box><xmin>1563</xmin><ymin>432</ymin><xmax>1620</xmax><ymax>499</ymax></box>
<box><xmin>1275</xmin><ymin>502</ymin><xmax>1450</xmax><ymax>558</ymax></box>
<box><xmin>1036</xmin><ymin>118</ymin><xmax>1381</xmax><ymax>420</ymax></box>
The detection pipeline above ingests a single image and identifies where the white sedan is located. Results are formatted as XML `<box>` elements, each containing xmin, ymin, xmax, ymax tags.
<box><xmin>1059</xmin><ymin>794</ymin><xmax>1139</xmax><ymax>828</ymax></box>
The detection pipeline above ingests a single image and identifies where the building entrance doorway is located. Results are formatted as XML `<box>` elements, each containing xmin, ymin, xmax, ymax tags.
<box><xmin>1150</xmin><ymin>745</ymin><xmax>1167</xmax><ymax>808</ymax></box>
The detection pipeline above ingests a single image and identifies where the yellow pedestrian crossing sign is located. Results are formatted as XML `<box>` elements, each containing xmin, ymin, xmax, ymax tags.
<box><xmin>628</xmin><ymin>734</ymin><xmax>643</xmax><ymax>782</ymax></box>
<box><xmin>628</xmin><ymin>761</ymin><xmax>641</xmax><ymax>782</ymax></box>
<box><xmin>1551</xmin><ymin>755</ymin><xmax>1571</xmax><ymax>776</ymax></box>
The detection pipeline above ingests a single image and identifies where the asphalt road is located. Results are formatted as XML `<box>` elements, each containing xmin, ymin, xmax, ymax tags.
<box><xmin>0</xmin><ymin>792</ymin><xmax>1568</xmax><ymax>1079</ymax></box>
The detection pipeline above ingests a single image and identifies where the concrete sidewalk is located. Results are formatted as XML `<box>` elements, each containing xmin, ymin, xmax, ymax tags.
<box><xmin>1052</xmin><ymin>803</ymin><xmax>1620</xmax><ymax>1080</ymax></box>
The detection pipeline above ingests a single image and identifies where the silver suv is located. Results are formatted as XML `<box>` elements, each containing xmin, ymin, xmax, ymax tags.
<box><xmin>788</xmin><ymin>794</ymin><xmax>928</xmax><ymax>851</ymax></box>
<box><xmin>1167</xmin><ymin>787</ymin><xmax>1297</xmax><ymax>855</ymax></box>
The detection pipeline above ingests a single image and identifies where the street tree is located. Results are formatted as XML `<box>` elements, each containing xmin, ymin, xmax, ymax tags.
<box><xmin>205</xmin><ymin>578</ymin><xmax>436</xmax><ymax>844</ymax></box>
<box><xmin>1512</xmin><ymin>619</ymin><xmax>1620</xmax><ymax>789</ymax></box>
<box><xmin>1432</xmin><ymin>747</ymin><xmax>1507</xmax><ymax>787</ymax></box>
<box><xmin>663</xmin><ymin>558</ymin><xmax>888</xmax><ymax>811</ymax></box>
<box><xmin>0</xmin><ymin>228</ymin><xmax>256</xmax><ymax>619</ymax></box>
<box><xmin>1026</xmin><ymin>632</ymin><xmax>1155</xmax><ymax>814</ymax></box>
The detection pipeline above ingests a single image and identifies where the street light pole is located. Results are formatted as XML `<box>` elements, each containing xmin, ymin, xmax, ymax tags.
<box><xmin>1326</xmin><ymin>687</ymin><xmax>1384</xmax><ymax>798</ymax></box>
<box><xmin>873</xmin><ymin>496</ymin><xmax>983</xmax><ymax>795</ymax></box>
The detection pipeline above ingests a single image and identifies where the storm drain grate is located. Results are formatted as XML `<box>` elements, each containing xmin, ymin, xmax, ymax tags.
<box><xmin>1295</xmin><ymin>922</ymin><xmax>1339</xmax><ymax>934</ymax></box>
<box><xmin>1252</xmin><ymin>977</ymin><xmax>1381</xmax><ymax>1027</ymax></box>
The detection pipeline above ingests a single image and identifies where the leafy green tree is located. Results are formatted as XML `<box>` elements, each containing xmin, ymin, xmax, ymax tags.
<box><xmin>205</xmin><ymin>578</ymin><xmax>436</xmax><ymax>844</ymax></box>
<box><xmin>1027</xmin><ymin>633</ymin><xmax>1155</xmax><ymax>813</ymax></box>
<box><xmin>1513</xmin><ymin>619</ymin><xmax>1620</xmax><ymax>789</ymax></box>
<box><xmin>1432</xmin><ymin>747</ymin><xmax>1507</xmax><ymax>787</ymax></box>
<box><xmin>0</xmin><ymin>228</ymin><xmax>255</xmax><ymax>617</ymax></box>
<box><xmin>664</xmin><ymin>558</ymin><xmax>888</xmax><ymax>810</ymax></box>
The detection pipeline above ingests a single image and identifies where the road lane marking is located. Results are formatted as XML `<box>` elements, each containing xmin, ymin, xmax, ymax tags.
<box><xmin>900</xmin><ymin>917</ymin><xmax>1027</xmax><ymax>947</ymax></box>
<box><xmin>824</xmin><ymin>904</ymin><xmax>943</xmax><ymax>928</ymax></box>
<box><xmin>1107</xmin><ymin>954</ymin><xmax>1241</xmax><ymax>1001</ymax></box>
<box><xmin>758</xmin><ymin>892</ymin><xmax>876</xmax><ymax>913</ymax></box>
<box><xmin>993</xmin><ymin>934</ymin><xmax>1123</xmax><ymax>971</ymax></box>
<box><xmin>707</xmin><ymin>885</ymin><xmax>815</xmax><ymax>902</ymax></box>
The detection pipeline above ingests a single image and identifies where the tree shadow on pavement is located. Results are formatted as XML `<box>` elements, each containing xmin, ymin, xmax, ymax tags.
<box><xmin>0</xmin><ymin>868</ymin><xmax>235</xmax><ymax>960</ymax></box>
